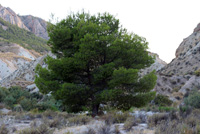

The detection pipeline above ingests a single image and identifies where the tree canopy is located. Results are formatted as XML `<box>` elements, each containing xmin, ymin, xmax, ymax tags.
<box><xmin>35</xmin><ymin>12</ymin><xmax>157</xmax><ymax>115</ymax></box>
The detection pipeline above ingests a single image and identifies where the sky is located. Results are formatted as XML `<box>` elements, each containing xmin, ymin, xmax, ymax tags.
<box><xmin>1</xmin><ymin>0</ymin><xmax>200</xmax><ymax>63</ymax></box>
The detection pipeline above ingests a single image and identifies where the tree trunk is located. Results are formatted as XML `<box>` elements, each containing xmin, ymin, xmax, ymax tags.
<box><xmin>92</xmin><ymin>104</ymin><xmax>100</xmax><ymax>117</ymax></box>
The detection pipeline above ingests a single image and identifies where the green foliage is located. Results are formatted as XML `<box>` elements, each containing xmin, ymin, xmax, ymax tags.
<box><xmin>35</xmin><ymin>12</ymin><xmax>157</xmax><ymax>115</ymax></box>
<box><xmin>184</xmin><ymin>90</ymin><xmax>200</xmax><ymax>109</ymax></box>
<box><xmin>19</xmin><ymin>98</ymin><xmax>37</xmax><ymax>111</ymax></box>
<box><xmin>0</xmin><ymin>87</ymin><xmax>9</xmax><ymax>102</ymax></box>
<box><xmin>154</xmin><ymin>94</ymin><xmax>173</xmax><ymax>106</ymax></box>
<box><xmin>0</xmin><ymin>86</ymin><xmax>63</xmax><ymax>111</ymax></box>
<box><xmin>195</xmin><ymin>69</ymin><xmax>200</xmax><ymax>76</ymax></box>
<box><xmin>158</xmin><ymin>107</ymin><xmax>175</xmax><ymax>112</ymax></box>
<box><xmin>36</xmin><ymin>96</ymin><xmax>62</xmax><ymax>111</ymax></box>
<box><xmin>0</xmin><ymin>18</ymin><xmax>49</xmax><ymax>53</ymax></box>
<box><xmin>4</xmin><ymin>95</ymin><xmax>15</xmax><ymax>107</ymax></box>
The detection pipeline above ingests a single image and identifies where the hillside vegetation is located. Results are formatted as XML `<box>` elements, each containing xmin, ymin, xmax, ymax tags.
<box><xmin>0</xmin><ymin>18</ymin><xmax>49</xmax><ymax>53</ymax></box>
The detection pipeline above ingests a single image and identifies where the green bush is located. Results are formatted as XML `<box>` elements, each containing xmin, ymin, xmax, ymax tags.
<box><xmin>184</xmin><ymin>91</ymin><xmax>200</xmax><ymax>109</ymax></box>
<box><xmin>4</xmin><ymin>95</ymin><xmax>16</xmax><ymax>107</ymax></box>
<box><xmin>158</xmin><ymin>106</ymin><xmax>175</xmax><ymax>112</ymax></box>
<box><xmin>0</xmin><ymin>86</ymin><xmax>64</xmax><ymax>112</ymax></box>
<box><xmin>195</xmin><ymin>69</ymin><xmax>200</xmax><ymax>76</ymax></box>
<box><xmin>36</xmin><ymin>96</ymin><xmax>62</xmax><ymax>111</ymax></box>
<box><xmin>154</xmin><ymin>94</ymin><xmax>173</xmax><ymax>106</ymax></box>
<box><xmin>8</xmin><ymin>86</ymin><xmax>30</xmax><ymax>102</ymax></box>
<box><xmin>0</xmin><ymin>87</ymin><xmax>9</xmax><ymax>102</ymax></box>
<box><xmin>20</xmin><ymin>98</ymin><xmax>37</xmax><ymax>111</ymax></box>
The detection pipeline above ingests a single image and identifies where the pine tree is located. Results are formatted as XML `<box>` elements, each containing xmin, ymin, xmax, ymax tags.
<box><xmin>35</xmin><ymin>12</ymin><xmax>157</xmax><ymax>116</ymax></box>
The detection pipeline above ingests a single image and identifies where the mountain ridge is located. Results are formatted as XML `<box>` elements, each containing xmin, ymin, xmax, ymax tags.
<box><xmin>0</xmin><ymin>4</ymin><xmax>48</xmax><ymax>40</ymax></box>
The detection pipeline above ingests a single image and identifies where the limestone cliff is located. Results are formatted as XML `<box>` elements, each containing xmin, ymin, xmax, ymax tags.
<box><xmin>140</xmin><ymin>52</ymin><xmax>167</xmax><ymax>76</ymax></box>
<box><xmin>0</xmin><ymin>41</ymin><xmax>41</xmax><ymax>81</ymax></box>
<box><xmin>20</xmin><ymin>15</ymin><xmax>49</xmax><ymax>40</ymax></box>
<box><xmin>0</xmin><ymin>4</ymin><xmax>29</xmax><ymax>31</ymax></box>
<box><xmin>0</xmin><ymin>4</ymin><xmax>48</xmax><ymax>40</ymax></box>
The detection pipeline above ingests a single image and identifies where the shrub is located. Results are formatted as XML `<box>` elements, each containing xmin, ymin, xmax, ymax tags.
<box><xmin>97</xmin><ymin>125</ymin><xmax>111</xmax><ymax>134</ymax></box>
<box><xmin>158</xmin><ymin>106</ymin><xmax>175</xmax><ymax>112</ymax></box>
<box><xmin>195</xmin><ymin>69</ymin><xmax>200</xmax><ymax>76</ymax></box>
<box><xmin>84</xmin><ymin>128</ymin><xmax>96</xmax><ymax>134</ymax></box>
<box><xmin>154</xmin><ymin>94</ymin><xmax>173</xmax><ymax>106</ymax></box>
<box><xmin>20</xmin><ymin>98</ymin><xmax>37</xmax><ymax>111</ymax></box>
<box><xmin>148</xmin><ymin>113</ymin><xmax>169</xmax><ymax>127</ymax></box>
<box><xmin>0</xmin><ymin>124</ymin><xmax>9</xmax><ymax>134</ymax></box>
<box><xmin>103</xmin><ymin>111</ymin><xmax>131</xmax><ymax>125</ymax></box>
<box><xmin>123</xmin><ymin>117</ymin><xmax>137</xmax><ymax>131</ymax></box>
<box><xmin>36</xmin><ymin>96</ymin><xmax>62</xmax><ymax>111</ymax></box>
<box><xmin>68</xmin><ymin>115</ymin><xmax>92</xmax><ymax>126</ymax></box>
<box><xmin>179</xmin><ymin>105</ymin><xmax>192</xmax><ymax>118</ymax></box>
<box><xmin>113</xmin><ymin>126</ymin><xmax>120</xmax><ymax>134</ymax></box>
<box><xmin>19</xmin><ymin>124</ymin><xmax>54</xmax><ymax>134</ymax></box>
<box><xmin>0</xmin><ymin>86</ymin><xmax>64</xmax><ymax>112</ymax></box>
<box><xmin>184</xmin><ymin>91</ymin><xmax>200</xmax><ymax>109</ymax></box>
<box><xmin>45</xmin><ymin>116</ymin><xmax>66</xmax><ymax>129</ymax></box>
<box><xmin>0</xmin><ymin>87</ymin><xmax>9</xmax><ymax>102</ymax></box>
<box><xmin>8</xmin><ymin>86</ymin><xmax>30</xmax><ymax>102</ymax></box>
<box><xmin>4</xmin><ymin>95</ymin><xmax>15</xmax><ymax>108</ymax></box>
<box><xmin>185</xmin><ymin>114</ymin><xmax>200</xmax><ymax>128</ymax></box>
<box><xmin>155</xmin><ymin>120</ymin><xmax>182</xmax><ymax>134</ymax></box>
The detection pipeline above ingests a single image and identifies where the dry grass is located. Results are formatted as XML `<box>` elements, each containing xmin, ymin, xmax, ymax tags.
<box><xmin>123</xmin><ymin>117</ymin><xmax>137</xmax><ymax>131</ymax></box>
<box><xmin>0</xmin><ymin>124</ymin><xmax>9</xmax><ymax>134</ymax></box>
<box><xmin>19</xmin><ymin>124</ymin><xmax>54</xmax><ymax>134</ymax></box>
<box><xmin>102</xmin><ymin>111</ymin><xmax>131</xmax><ymax>125</ymax></box>
<box><xmin>68</xmin><ymin>115</ymin><xmax>92</xmax><ymax>126</ymax></box>
<box><xmin>148</xmin><ymin>113</ymin><xmax>169</xmax><ymax>128</ymax></box>
<box><xmin>0</xmin><ymin>52</ymin><xmax>32</xmax><ymax>62</ymax></box>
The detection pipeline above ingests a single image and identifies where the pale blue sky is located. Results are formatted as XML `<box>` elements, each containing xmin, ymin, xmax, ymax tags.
<box><xmin>1</xmin><ymin>0</ymin><xmax>200</xmax><ymax>63</ymax></box>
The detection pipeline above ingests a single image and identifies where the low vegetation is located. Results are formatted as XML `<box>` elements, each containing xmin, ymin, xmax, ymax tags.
<box><xmin>0</xmin><ymin>86</ymin><xmax>62</xmax><ymax>111</ymax></box>
<box><xmin>0</xmin><ymin>18</ymin><xmax>49</xmax><ymax>53</ymax></box>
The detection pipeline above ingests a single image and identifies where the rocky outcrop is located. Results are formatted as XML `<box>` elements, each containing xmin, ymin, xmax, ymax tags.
<box><xmin>0</xmin><ymin>41</ymin><xmax>41</xmax><ymax>81</ymax></box>
<box><xmin>0</xmin><ymin>4</ymin><xmax>48</xmax><ymax>40</ymax></box>
<box><xmin>161</xmin><ymin>31</ymin><xmax>200</xmax><ymax>76</ymax></box>
<box><xmin>155</xmin><ymin>23</ymin><xmax>200</xmax><ymax>103</ymax></box>
<box><xmin>20</xmin><ymin>15</ymin><xmax>49</xmax><ymax>40</ymax></box>
<box><xmin>0</xmin><ymin>54</ymin><xmax>46</xmax><ymax>88</ymax></box>
<box><xmin>140</xmin><ymin>52</ymin><xmax>167</xmax><ymax>76</ymax></box>
<box><xmin>0</xmin><ymin>4</ymin><xmax>29</xmax><ymax>31</ymax></box>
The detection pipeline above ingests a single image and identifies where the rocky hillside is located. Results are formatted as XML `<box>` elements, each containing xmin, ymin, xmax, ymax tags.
<box><xmin>155</xmin><ymin>23</ymin><xmax>200</xmax><ymax>103</ymax></box>
<box><xmin>20</xmin><ymin>15</ymin><xmax>49</xmax><ymax>40</ymax></box>
<box><xmin>0</xmin><ymin>5</ymin><xmax>50</xmax><ymax>88</ymax></box>
<box><xmin>0</xmin><ymin>41</ymin><xmax>41</xmax><ymax>80</ymax></box>
<box><xmin>0</xmin><ymin>4</ymin><xmax>48</xmax><ymax>40</ymax></box>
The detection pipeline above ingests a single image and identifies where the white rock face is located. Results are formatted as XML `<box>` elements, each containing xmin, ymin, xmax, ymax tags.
<box><xmin>0</xmin><ymin>53</ymin><xmax>47</xmax><ymax>88</ymax></box>
<box><xmin>0</xmin><ymin>42</ymin><xmax>40</xmax><ymax>82</ymax></box>
<box><xmin>0</xmin><ymin>5</ymin><xmax>29</xmax><ymax>30</ymax></box>
<box><xmin>141</xmin><ymin>52</ymin><xmax>167</xmax><ymax>76</ymax></box>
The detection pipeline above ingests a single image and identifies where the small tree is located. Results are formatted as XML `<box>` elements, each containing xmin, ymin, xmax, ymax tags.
<box><xmin>35</xmin><ymin>12</ymin><xmax>157</xmax><ymax>115</ymax></box>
